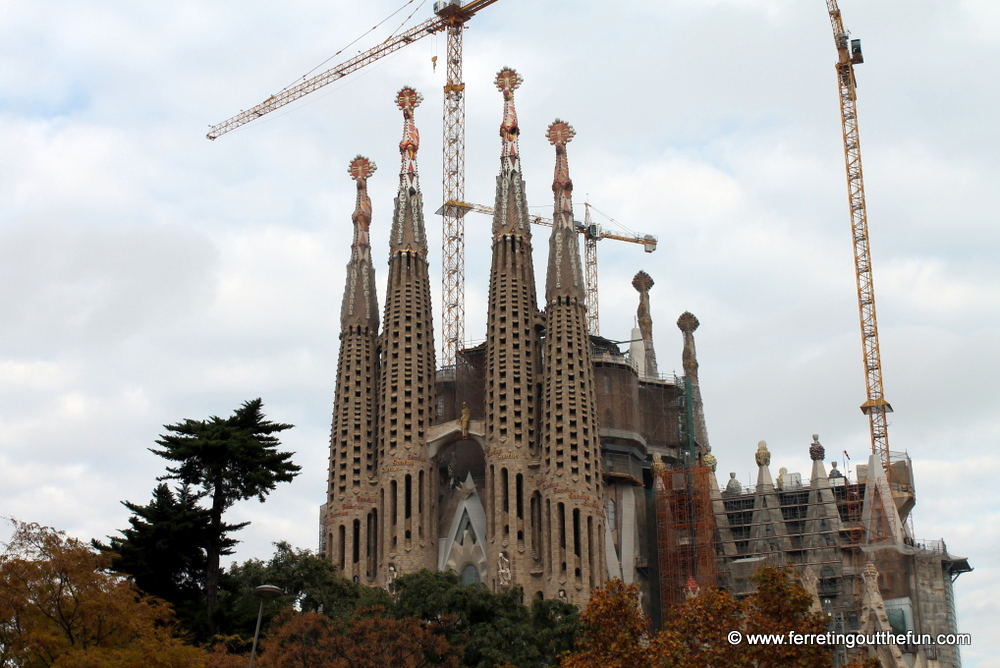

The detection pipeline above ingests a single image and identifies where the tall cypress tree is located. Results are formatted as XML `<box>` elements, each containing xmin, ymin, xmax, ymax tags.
<box><xmin>149</xmin><ymin>398</ymin><xmax>299</xmax><ymax>634</ymax></box>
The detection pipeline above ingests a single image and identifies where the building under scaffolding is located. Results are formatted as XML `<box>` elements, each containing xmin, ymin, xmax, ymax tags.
<box><xmin>711</xmin><ymin>440</ymin><xmax>971</xmax><ymax>666</ymax></box>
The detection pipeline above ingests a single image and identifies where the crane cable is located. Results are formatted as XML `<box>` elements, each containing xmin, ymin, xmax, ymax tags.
<box><xmin>281</xmin><ymin>0</ymin><xmax>422</xmax><ymax>94</ymax></box>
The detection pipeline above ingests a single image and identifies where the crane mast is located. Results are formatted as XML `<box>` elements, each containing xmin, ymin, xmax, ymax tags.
<box><xmin>826</xmin><ymin>0</ymin><xmax>893</xmax><ymax>469</ymax></box>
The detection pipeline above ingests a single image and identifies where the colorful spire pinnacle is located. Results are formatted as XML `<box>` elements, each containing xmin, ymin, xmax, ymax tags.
<box><xmin>495</xmin><ymin>67</ymin><xmax>523</xmax><ymax>167</ymax></box>
<box><xmin>347</xmin><ymin>155</ymin><xmax>376</xmax><ymax>260</ymax></box>
<box><xmin>341</xmin><ymin>155</ymin><xmax>379</xmax><ymax>331</ymax></box>
<box><xmin>390</xmin><ymin>87</ymin><xmax>427</xmax><ymax>255</ymax></box>
<box><xmin>545</xmin><ymin>120</ymin><xmax>584</xmax><ymax>301</ymax></box>
<box><xmin>396</xmin><ymin>87</ymin><xmax>423</xmax><ymax>188</ymax></box>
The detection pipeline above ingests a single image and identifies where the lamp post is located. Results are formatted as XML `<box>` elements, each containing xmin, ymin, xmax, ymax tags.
<box><xmin>248</xmin><ymin>584</ymin><xmax>283</xmax><ymax>668</ymax></box>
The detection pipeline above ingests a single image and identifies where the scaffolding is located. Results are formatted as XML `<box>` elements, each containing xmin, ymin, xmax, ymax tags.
<box><xmin>655</xmin><ymin>376</ymin><xmax>716</xmax><ymax>610</ymax></box>
<box><xmin>656</xmin><ymin>463</ymin><xmax>717</xmax><ymax>608</ymax></box>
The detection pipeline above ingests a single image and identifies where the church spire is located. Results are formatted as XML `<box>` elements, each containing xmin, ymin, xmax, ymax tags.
<box><xmin>540</xmin><ymin>120</ymin><xmax>604</xmax><ymax>603</ymax></box>
<box><xmin>492</xmin><ymin>68</ymin><xmax>531</xmax><ymax>237</ymax></box>
<box><xmin>678</xmin><ymin>311</ymin><xmax>710</xmax><ymax>454</ymax></box>
<box><xmin>390</xmin><ymin>87</ymin><xmax>427</xmax><ymax>255</ymax></box>
<box><xmin>544</xmin><ymin>120</ymin><xmax>585</xmax><ymax>303</ymax></box>
<box><xmin>341</xmin><ymin>155</ymin><xmax>379</xmax><ymax>332</ymax></box>
<box><xmin>497</xmin><ymin>67</ymin><xmax>522</xmax><ymax>169</ymax></box>
<box><xmin>326</xmin><ymin>155</ymin><xmax>381</xmax><ymax>581</ymax></box>
<box><xmin>483</xmin><ymin>68</ymin><xmax>541</xmax><ymax>584</ymax></box>
<box><xmin>632</xmin><ymin>270</ymin><xmax>658</xmax><ymax>377</ymax></box>
<box><xmin>377</xmin><ymin>86</ymin><xmax>437</xmax><ymax>582</ymax></box>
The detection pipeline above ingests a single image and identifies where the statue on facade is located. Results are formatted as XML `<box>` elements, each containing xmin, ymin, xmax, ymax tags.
<box><xmin>498</xmin><ymin>551</ymin><xmax>511</xmax><ymax>587</ymax></box>
<box><xmin>724</xmin><ymin>472</ymin><xmax>742</xmax><ymax>495</ymax></box>
<box><xmin>460</xmin><ymin>402</ymin><xmax>470</xmax><ymax>438</ymax></box>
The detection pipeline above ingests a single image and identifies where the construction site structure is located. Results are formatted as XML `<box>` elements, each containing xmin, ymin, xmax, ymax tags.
<box><xmin>207</xmin><ymin>0</ymin><xmax>505</xmax><ymax>368</ymax></box>
<box><xmin>712</xmin><ymin>438</ymin><xmax>971</xmax><ymax>666</ymax></box>
<box><xmin>446</xmin><ymin>200</ymin><xmax>658</xmax><ymax>336</ymax></box>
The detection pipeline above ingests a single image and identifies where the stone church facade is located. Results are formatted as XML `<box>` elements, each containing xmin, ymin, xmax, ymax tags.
<box><xmin>320</xmin><ymin>70</ymin><xmax>705</xmax><ymax>609</ymax></box>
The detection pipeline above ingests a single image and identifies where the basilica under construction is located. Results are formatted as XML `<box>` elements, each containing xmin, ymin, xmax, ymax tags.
<box><xmin>319</xmin><ymin>69</ymin><xmax>970</xmax><ymax>667</ymax></box>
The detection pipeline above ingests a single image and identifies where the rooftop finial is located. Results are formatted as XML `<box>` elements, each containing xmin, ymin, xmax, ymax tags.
<box><xmin>347</xmin><ymin>155</ymin><xmax>377</xmax><ymax>250</ymax></box>
<box><xmin>548</xmin><ymin>119</ymin><xmax>576</xmax><ymax>221</ymax></box>
<box><xmin>396</xmin><ymin>87</ymin><xmax>423</xmax><ymax>183</ymax></box>
<box><xmin>544</xmin><ymin>120</ymin><xmax>584</xmax><ymax>301</ymax></box>
<box><xmin>341</xmin><ymin>155</ymin><xmax>379</xmax><ymax>330</ymax></box>
<box><xmin>496</xmin><ymin>68</ymin><xmax>523</xmax><ymax>164</ymax></box>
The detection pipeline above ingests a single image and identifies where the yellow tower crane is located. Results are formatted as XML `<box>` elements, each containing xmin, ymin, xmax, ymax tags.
<box><xmin>825</xmin><ymin>0</ymin><xmax>893</xmax><ymax>470</ymax></box>
<box><xmin>206</xmin><ymin>0</ymin><xmax>503</xmax><ymax>367</ymax></box>
<box><xmin>449</xmin><ymin>200</ymin><xmax>657</xmax><ymax>336</ymax></box>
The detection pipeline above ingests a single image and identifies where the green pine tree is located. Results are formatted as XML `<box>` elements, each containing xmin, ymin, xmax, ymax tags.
<box><xmin>149</xmin><ymin>398</ymin><xmax>299</xmax><ymax>635</ymax></box>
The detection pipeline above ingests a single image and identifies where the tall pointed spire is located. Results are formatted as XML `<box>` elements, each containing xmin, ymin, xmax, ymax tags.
<box><xmin>390</xmin><ymin>87</ymin><xmax>428</xmax><ymax>255</ymax></box>
<box><xmin>631</xmin><ymin>271</ymin><xmax>659</xmax><ymax>377</ymax></box>
<box><xmin>377</xmin><ymin>87</ymin><xmax>437</xmax><ymax>583</ymax></box>
<box><xmin>341</xmin><ymin>155</ymin><xmax>379</xmax><ymax>331</ymax></box>
<box><xmin>677</xmin><ymin>311</ymin><xmax>710</xmax><ymax>454</ymax></box>
<box><xmin>540</xmin><ymin>120</ymin><xmax>604</xmax><ymax>604</ymax></box>
<box><xmin>483</xmin><ymin>68</ymin><xmax>541</xmax><ymax>589</ymax></box>
<box><xmin>326</xmin><ymin>155</ymin><xmax>381</xmax><ymax>582</ymax></box>
<box><xmin>493</xmin><ymin>68</ymin><xmax>531</xmax><ymax>237</ymax></box>
<box><xmin>544</xmin><ymin>120</ymin><xmax>585</xmax><ymax>302</ymax></box>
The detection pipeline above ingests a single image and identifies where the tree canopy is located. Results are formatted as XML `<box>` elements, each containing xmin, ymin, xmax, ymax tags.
<box><xmin>149</xmin><ymin>398</ymin><xmax>298</xmax><ymax>633</ymax></box>
<box><xmin>0</xmin><ymin>519</ymin><xmax>203</xmax><ymax>668</ymax></box>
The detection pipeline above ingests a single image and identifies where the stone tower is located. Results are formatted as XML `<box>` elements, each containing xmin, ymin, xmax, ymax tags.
<box><xmin>483</xmin><ymin>68</ymin><xmax>543</xmax><ymax>591</ymax></box>
<box><xmin>325</xmin><ymin>155</ymin><xmax>380</xmax><ymax>580</ymax></box>
<box><xmin>539</xmin><ymin>120</ymin><xmax>605</xmax><ymax>604</ymax></box>
<box><xmin>375</xmin><ymin>87</ymin><xmax>438</xmax><ymax>583</ymax></box>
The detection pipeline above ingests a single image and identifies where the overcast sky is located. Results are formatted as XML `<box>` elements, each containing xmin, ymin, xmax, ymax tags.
<box><xmin>1</xmin><ymin>0</ymin><xmax>997</xmax><ymax>663</ymax></box>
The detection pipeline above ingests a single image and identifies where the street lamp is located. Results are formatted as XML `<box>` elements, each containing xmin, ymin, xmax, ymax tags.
<box><xmin>248</xmin><ymin>584</ymin><xmax>283</xmax><ymax>668</ymax></box>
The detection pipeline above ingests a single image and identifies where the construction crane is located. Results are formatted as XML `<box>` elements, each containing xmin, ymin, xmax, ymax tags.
<box><xmin>825</xmin><ymin>0</ymin><xmax>893</xmax><ymax>470</ymax></box>
<box><xmin>206</xmin><ymin>0</ymin><xmax>504</xmax><ymax>367</ymax></box>
<box><xmin>448</xmin><ymin>200</ymin><xmax>658</xmax><ymax>335</ymax></box>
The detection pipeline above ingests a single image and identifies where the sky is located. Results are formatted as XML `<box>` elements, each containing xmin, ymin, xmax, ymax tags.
<box><xmin>1</xmin><ymin>0</ymin><xmax>997</xmax><ymax>663</ymax></box>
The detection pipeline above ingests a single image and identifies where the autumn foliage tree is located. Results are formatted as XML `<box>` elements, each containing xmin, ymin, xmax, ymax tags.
<box><xmin>562</xmin><ymin>567</ymin><xmax>835</xmax><ymax>668</ymax></box>
<box><xmin>560</xmin><ymin>579</ymin><xmax>655</xmax><ymax>668</ymax></box>
<box><xmin>205</xmin><ymin>609</ymin><xmax>461</xmax><ymax>668</ymax></box>
<box><xmin>0</xmin><ymin>519</ymin><xmax>204</xmax><ymax>668</ymax></box>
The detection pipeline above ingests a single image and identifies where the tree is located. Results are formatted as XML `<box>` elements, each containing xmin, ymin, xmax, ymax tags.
<box><xmin>93</xmin><ymin>482</ymin><xmax>218</xmax><ymax>635</ymax></box>
<box><xmin>738</xmin><ymin>566</ymin><xmax>830</xmax><ymax>667</ymax></box>
<box><xmin>391</xmin><ymin>569</ymin><xmax>579</xmax><ymax>668</ymax></box>
<box><xmin>561</xmin><ymin>568</ymin><xmax>835</xmax><ymax>668</ymax></box>
<box><xmin>149</xmin><ymin>398</ymin><xmax>299</xmax><ymax>633</ymax></box>
<box><xmin>216</xmin><ymin>541</ymin><xmax>391</xmax><ymax>639</ymax></box>
<box><xmin>0</xmin><ymin>519</ymin><xmax>204</xmax><ymax>668</ymax></box>
<box><xmin>560</xmin><ymin>579</ymin><xmax>654</xmax><ymax>668</ymax></box>
<box><xmin>205</xmin><ymin>610</ymin><xmax>462</xmax><ymax>668</ymax></box>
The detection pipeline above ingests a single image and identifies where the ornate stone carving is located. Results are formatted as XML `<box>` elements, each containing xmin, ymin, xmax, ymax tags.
<box><xmin>498</xmin><ymin>551</ymin><xmax>512</xmax><ymax>587</ymax></box>
<box><xmin>755</xmin><ymin>440</ymin><xmax>771</xmax><ymax>467</ymax></box>
<box><xmin>809</xmin><ymin>433</ymin><xmax>825</xmax><ymax>461</ymax></box>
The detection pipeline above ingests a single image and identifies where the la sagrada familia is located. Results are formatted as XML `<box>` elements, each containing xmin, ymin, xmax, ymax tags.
<box><xmin>319</xmin><ymin>68</ymin><xmax>704</xmax><ymax>607</ymax></box>
<box><xmin>317</xmin><ymin>67</ymin><xmax>972</xmax><ymax>665</ymax></box>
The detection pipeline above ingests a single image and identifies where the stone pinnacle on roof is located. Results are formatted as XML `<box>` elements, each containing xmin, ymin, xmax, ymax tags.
<box><xmin>347</xmin><ymin>155</ymin><xmax>376</xmax><ymax>259</ymax></box>
<box><xmin>396</xmin><ymin>86</ymin><xmax>423</xmax><ymax>189</ymax></box>
<box><xmin>390</xmin><ymin>87</ymin><xmax>427</xmax><ymax>255</ymax></box>
<box><xmin>340</xmin><ymin>155</ymin><xmax>379</xmax><ymax>331</ymax></box>
<box><xmin>495</xmin><ymin>67</ymin><xmax>523</xmax><ymax>167</ymax></box>
<box><xmin>544</xmin><ymin>119</ymin><xmax>584</xmax><ymax>302</ymax></box>
<box><xmin>492</xmin><ymin>68</ymin><xmax>531</xmax><ymax>238</ymax></box>
<box><xmin>632</xmin><ymin>270</ymin><xmax>658</xmax><ymax>376</ymax></box>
